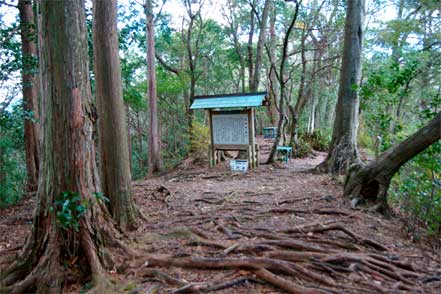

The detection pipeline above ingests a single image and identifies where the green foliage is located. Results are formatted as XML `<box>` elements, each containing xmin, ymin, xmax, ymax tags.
<box><xmin>0</xmin><ymin>104</ymin><xmax>27</xmax><ymax>207</ymax></box>
<box><xmin>52</xmin><ymin>192</ymin><xmax>88</xmax><ymax>232</ymax></box>
<box><xmin>186</xmin><ymin>120</ymin><xmax>210</xmax><ymax>157</ymax></box>
<box><xmin>299</xmin><ymin>130</ymin><xmax>330</xmax><ymax>152</ymax></box>
<box><xmin>291</xmin><ymin>138</ymin><xmax>313</xmax><ymax>158</ymax></box>
<box><xmin>390</xmin><ymin>141</ymin><xmax>441</xmax><ymax>237</ymax></box>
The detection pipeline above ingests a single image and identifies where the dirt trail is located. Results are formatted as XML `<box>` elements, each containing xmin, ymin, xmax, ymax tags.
<box><xmin>1</xmin><ymin>136</ymin><xmax>440</xmax><ymax>293</ymax></box>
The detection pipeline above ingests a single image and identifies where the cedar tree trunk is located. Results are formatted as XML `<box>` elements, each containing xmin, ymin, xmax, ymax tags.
<box><xmin>146</xmin><ymin>0</ymin><xmax>162</xmax><ymax>174</ymax></box>
<box><xmin>92</xmin><ymin>0</ymin><xmax>139</xmax><ymax>230</ymax></box>
<box><xmin>19</xmin><ymin>0</ymin><xmax>40</xmax><ymax>192</ymax></box>
<box><xmin>317</xmin><ymin>0</ymin><xmax>365</xmax><ymax>174</ymax></box>
<box><xmin>1</xmin><ymin>1</ymin><xmax>128</xmax><ymax>292</ymax></box>
<box><xmin>344</xmin><ymin>112</ymin><xmax>441</xmax><ymax>215</ymax></box>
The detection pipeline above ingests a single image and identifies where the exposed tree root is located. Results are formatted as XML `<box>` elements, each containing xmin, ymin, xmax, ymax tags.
<box><xmin>132</xmin><ymin>219</ymin><xmax>425</xmax><ymax>293</ymax></box>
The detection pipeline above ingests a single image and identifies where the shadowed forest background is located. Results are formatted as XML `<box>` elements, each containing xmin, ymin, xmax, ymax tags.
<box><xmin>0</xmin><ymin>0</ymin><xmax>440</xmax><ymax>293</ymax></box>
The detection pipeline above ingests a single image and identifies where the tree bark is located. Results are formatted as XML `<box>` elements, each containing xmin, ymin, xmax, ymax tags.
<box><xmin>1</xmin><ymin>1</ymin><xmax>128</xmax><ymax>291</ymax></box>
<box><xmin>250</xmin><ymin>0</ymin><xmax>270</xmax><ymax>92</ymax></box>
<box><xmin>18</xmin><ymin>0</ymin><xmax>40</xmax><ymax>192</ymax></box>
<box><xmin>344</xmin><ymin>112</ymin><xmax>441</xmax><ymax>215</ymax></box>
<box><xmin>145</xmin><ymin>0</ymin><xmax>162</xmax><ymax>174</ymax></box>
<box><xmin>267</xmin><ymin>4</ymin><xmax>278</xmax><ymax>125</ymax></box>
<box><xmin>247</xmin><ymin>0</ymin><xmax>255</xmax><ymax>91</ymax></box>
<box><xmin>317</xmin><ymin>0</ymin><xmax>365</xmax><ymax>174</ymax></box>
<box><xmin>93</xmin><ymin>0</ymin><xmax>139</xmax><ymax>230</ymax></box>
<box><xmin>267</xmin><ymin>1</ymin><xmax>300</xmax><ymax>164</ymax></box>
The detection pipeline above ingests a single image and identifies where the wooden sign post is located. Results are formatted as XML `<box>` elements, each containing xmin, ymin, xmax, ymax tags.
<box><xmin>208</xmin><ymin>109</ymin><xmax>258</xmax><ymax>169</ymax></box>
<box><xmin>189</xmin><ymin>92</ymin><xmax>268</xmax><ymax>169</ymax></box>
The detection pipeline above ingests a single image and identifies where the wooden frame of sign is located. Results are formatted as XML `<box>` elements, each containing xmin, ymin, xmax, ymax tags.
<box><xmin>207</xmin><ymin>108</ymin><xmax>259</xmax><ymax>169</ymax></box>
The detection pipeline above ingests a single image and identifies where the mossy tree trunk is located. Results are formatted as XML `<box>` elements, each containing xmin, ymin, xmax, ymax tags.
<box><xmin>317</xmin><ymin>0</ymin><xmax>365</xmax><ymax>174</ymax></box>
<box><xmin>344</xmin><ymin>112</ymin><xmax>441</xmax><ymax>215</ymax></box>
<box><xmin>1</xmin><ymin>1</ymin><xmax>127</xmax><ymax>292</ymax></box>
<box><xmin>19</xmin><ymin>0</ymin><xmax>40</xmax><ymax>192</ymax></box>
<box><xmin>92</xmin><ymin>0</ymin><xmax>139</xmax><ymax>230</ymax></box>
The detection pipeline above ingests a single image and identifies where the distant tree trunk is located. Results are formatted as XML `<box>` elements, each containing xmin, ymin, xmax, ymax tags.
<box><xmin>93</xmin><ymin>0</ymin><xmax>139</xmax><ymax>230</ymax></box>
<box><xmin>288</xmin><ymin>29</ymin><xmax>309</xmax><ymax>147</ymax></box>
<box><xmin>345</xmin><ymin>112</ymin><xmax>441</xmax><ymax>215</ymax></box>
<box><xmin>136</xmin><ymin>111</ymin><xmax>144</xmax><ymax>173</ymax></box>
<box><xmin>126</xmin><ymin>103</ymin><xmax>132</xmax><ymax>170</ymax></box>
<box><xmin>250</xmin><ymin>0</ymin><xmax>270</xmax><ymax>92</ymax></box>
<box><xmin>145</xmin><ymin>0</ymin><xmax>161</xmax><ymax>174</ymax></box>
<box><xmin>317</xmin><ymin>0</ymin><xmax>365</xmax><ymax>174</ymax></box>
<box><xmin>183</xmin><ymin>0</ymin><xmax>204</xmax><ymax>149</ymax></box>
<box><xmin>18</xmin><ymin>0</ymin><xmax>40</xmax><ymax>192</ymax></box>
<box><xmin>247</xmin><ymin>0</ymin><xmax>255</xmax><ymax>90</ymax></box>
<box><xmin>267</xmin><ymin>1</ymin><xmax>300</xmax><ymax>164</ymax></box>
<box><xmin>1</xmin><ymin>1</ymin><xmax>126</xmax><ymax>292</ymax></box>
<box><xmin>267</xmin><ymin>4</ymin><xmax>278</xmax><ymax>125</ymax></box>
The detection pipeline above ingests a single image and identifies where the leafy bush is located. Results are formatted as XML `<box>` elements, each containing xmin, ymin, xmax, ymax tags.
<box><xmin>291</xmin><ymin>138</ymin><xmax>313</xmax><ymax>158</ymax></box>
<box><xmin>186</xmin><ymin>120</ymin><xmax>210</xmax><ymax>157</ymax></box>
<box><xmin>298</xmin><ymin>130</ymin><xmax>330</xmax><ymax>152</ymax></box>
<box><xmin>390</xmin><ymin>141</ymin><xmax>441</xmax><ymax>238</ymax></box>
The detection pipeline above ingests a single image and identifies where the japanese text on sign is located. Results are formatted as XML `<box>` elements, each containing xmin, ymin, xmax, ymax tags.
<box><xmin>212</xmin><ymin>113</ymin><xmax>249</xmax><ymax>145</ymax></box>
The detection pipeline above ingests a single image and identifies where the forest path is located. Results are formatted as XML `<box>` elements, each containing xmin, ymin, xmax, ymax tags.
<box><xmin>129</xmin><ymin>136</ymin><xmax>440</xmax><ymax>293</ymax></box>
<box><xmin>0</xmin><ymin>137</ymin><xmax>439</xmax><ymax>293</ymax></box>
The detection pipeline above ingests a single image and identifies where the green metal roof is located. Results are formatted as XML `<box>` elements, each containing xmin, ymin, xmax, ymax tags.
<box><xmin>190</xmin><ymin>92</ymin><xmax>267</xmax><ymax>109</ymax></box>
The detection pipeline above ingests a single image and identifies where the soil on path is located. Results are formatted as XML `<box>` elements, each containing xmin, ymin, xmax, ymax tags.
<box><xmin>1</xmin><ymin>136</ymin><xmax>440</xmax><ymax>293</ymax></box>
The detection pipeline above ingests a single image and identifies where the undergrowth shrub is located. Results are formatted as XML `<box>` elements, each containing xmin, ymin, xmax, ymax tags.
<box><xmin>298</xmin><ymin>130</ymin><xmax>330</xmax><ymax>152</ymax></box>
<box><xmin>390</xmin><ymin>141</ymin><xmax>441</xmax><ymax>239</ymax></box>
<box><xmin>291</xmin><ymin>138</ymin><xmax>313</xmax><ymax>158</ymax></box>
<box><xmin>186</xmin><ymin>120</ymin><xmax>210</xmax><ymax>158</ymax></box>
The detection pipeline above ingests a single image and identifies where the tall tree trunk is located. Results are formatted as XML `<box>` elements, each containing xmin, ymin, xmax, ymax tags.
<box><xmin>267</xmin><ymin>1</ymin><xmax>300</xmax><ymax>164</ymax></box>
<box><xmin>137</xmin><ymin>111</ymin><xmax>144</xmax><ymax>174</ymax></box>
<box><xmin>345</xmin><ymin>112</ymin><xmax>441</xmax><ymax>215</ymax></box>
<box><xmin>126</xmin><ymin>103</ymin><xmax>132</xmax><ymax>170</ymax></box>
<box><xmin>247</xmin><ymin>0</ymin><xmax>255</xmax><ymax>91</ymax></box>
<box><xmin>92</xmin><ymin>0</ymin><xmax>139</xmax><ymax>230</ymax></box>
<box><xmin>19</xmin><ymin>0</ymin><xmax>40</xmax><ymax>192</ymax></box>
<box><xmin>1</xmin><ymin>1</ymin><xmax>127</xmax><ymax>292</ymax></box>
<box><xmin>267</xmin><ymin>4</ymin><xmax>278</xmax><ymax>125</ymax></box>
<box><xmin>317</xmin><ymin>0</ymin><xmax>365</xmax><ymax>174</ymax></box>
<box><xmin>289</xmin><ymin>29</ymin><xmax>308</xmax><ymax>147</ymax></box>
<box><xmin>145</xmin><ymin>0</ymin><xmax>161</xmax><ymax>174</ymax></box>
<box><xmin>250</xmin><ymin>0</ymin><xmax>270</xmax><ymax>92</ymax></box>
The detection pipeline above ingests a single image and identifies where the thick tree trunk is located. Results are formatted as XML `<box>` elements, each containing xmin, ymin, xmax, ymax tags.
<box><xmin>145</xmin><ymin>0</ymin><xmax>162</xmax><ymax>174</ymax></box>
<box><xmin>344</xmin><ymin>112</ymin><xmax>441</xmax><ymax>215</ymax></box>
<box><xmin>317</xmin><ymin>0</ymin><xmax>365</xmax><ymax>174</ymax></box>
<box><xmin>92</xmin><ymin>0</ymin><xmax>139</xmax><ymax>230</ymax></box>
<box><xmin>18</xmin><ymin>0</ymin><xmax>40</xmax><ymax>192</ymax></box>
<box><xmin>1</xmin><ymin>1</ymin><xmax>128</xmax><ymax>292</ymax></box>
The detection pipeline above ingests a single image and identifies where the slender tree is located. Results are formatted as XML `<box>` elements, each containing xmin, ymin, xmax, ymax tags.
<box><xmin>18</xmin><ymin>0</ymin><xmax>39</xmax><ymax>191</ymax></box>
<box><xmin>1</xmin><ymin>1</ymin><xmax>127</xmax><ymax>291</ymax></box>
<box><xmin>267</xmin><ymin>0</ymin><xmax>300</xmax><ymax>163</ymax></box>
<box><xmin>93</xmin><ymin>0</ymin><xmax>139</xmax><ymax>230</ymax></box>
<box><xmin>250</xmin><ymin>0</ymin><xmax>270</xmax><ymax>92</ymax></box>
<box><xmin>317</xmin><ymin>0</ymin><xmax>365</xmax><ymax>174</ymax></box>
<box><xmin>145</xmin><ymin>0</ymin><xmax>161</xmax><ymax>174</ymax></box>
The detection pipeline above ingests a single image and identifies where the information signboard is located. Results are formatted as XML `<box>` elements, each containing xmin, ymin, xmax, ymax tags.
<box><xmin>212</xmin><ymin>113</ymin><xmax>249</xmax><ymax>145</ymax></box>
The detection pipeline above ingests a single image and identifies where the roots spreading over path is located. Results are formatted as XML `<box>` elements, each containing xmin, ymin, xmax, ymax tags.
<box><xmin>129</xmin><ymin>182</ymin><xmax>436</xmax><ymax>293</ymax></box>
